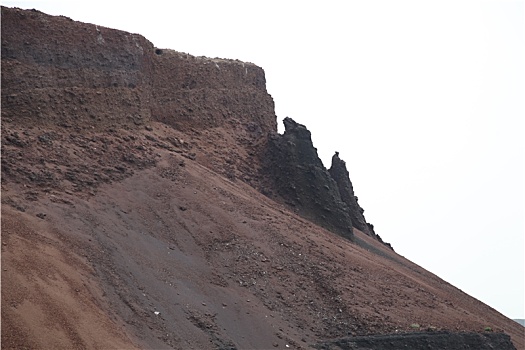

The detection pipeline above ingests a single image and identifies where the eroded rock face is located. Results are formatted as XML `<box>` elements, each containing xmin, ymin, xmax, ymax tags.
<box><xmin>264</xmin><ymin>118</ymin><xmax>354</xmax><ymax>241</ymax></box>
<box><xmin>0</xmin><ymin>7</ymin><xmax>276</xmax><ymax>134</ymax></box>
<box><xmin>1</xmin><ymin>7</ymin><xmax>155</xmax><ymax>130</ymax></box>
<box><xmin>328</xmin><ymin>153</ymin><xmax>370</xmax><ymax>235</ymax></box>
<box><xmin>1</xmin><ymin>5</ymin><xmax>388</xmax><ymax>246</ymax></box>
<box><xmin>151</xmin><ymin>51</ymin><xmax>276</xmax><ymax>135</ymax></box>
<box><xmin>2</xmin><ymin>7</ymin><xmax>524</xmax><ymax>350</ymax></box>
<box><xmin>328</xmin><ymin>153</ymin><xmax>393</xmax><ymax>249</ymax></box>
<box><xmin>1</xmin><ymin>6</ymin><xmax>276</xmax><ymax>188</ymax></box>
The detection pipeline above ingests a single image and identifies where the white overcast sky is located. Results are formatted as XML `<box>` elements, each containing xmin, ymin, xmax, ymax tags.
<box><xmin>2</xmin><ymin>0</ymin><xmax>524</xmax><ymax>319</ymax></box>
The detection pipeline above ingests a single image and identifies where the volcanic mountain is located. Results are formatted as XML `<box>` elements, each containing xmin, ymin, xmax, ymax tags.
<box><xmin>1</xmin><ymin>6</ymin><xmax>523</xmax><ymax>349</ymax></box>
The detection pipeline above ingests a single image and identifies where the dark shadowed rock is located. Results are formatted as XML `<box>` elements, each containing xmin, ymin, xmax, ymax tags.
<box><xmin>329</xmin><ymin>152</ymin><xmax>393</xmax><ymax>249</ymax></box>
<box><xmin>315</xmin><ymin>331</ymin><xmax>517</xmax><ymax>350</ymax></box>
<box><xmin>263</xmin><ymin>118</ymin><xmax>354</xmax><ymax>241</ymax></box>
<box><xmin>328</xmin><ymin>153</ymin><xmax>370</xmax><ymax>235</ymax></box>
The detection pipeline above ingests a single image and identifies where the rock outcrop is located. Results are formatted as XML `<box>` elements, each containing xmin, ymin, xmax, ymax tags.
<box><xmin>2</xmin><ymin>6</ymin><xmax>524</xmax><ymax>350</ymax></box>
<box><xmin>1</xmin><ymin>7</ymin><xmax>276</xmax><ymax>134</ymax></box>
<box><xmin>328</xmin><ymin>152</ymin><xmax>370</xmax><ymax>235</ymax></box>
<box><xmin>263</xmin><ymin>118</ymin><xmax>354</xmax><ymax>241</ymax></box>
<box><xmin>1</xmin><ymin>6</ymin><xmax>276</xmax><ymax>187</ymax></box>
<box><xmin>263</xmin><ymin>118</ymin><xmax>392</xmax><ymax>247</ymax></box>
<box><xmin>1</xmin><ymin>7</ymin><xmax>383</xmax><ymax>246</ymax></box>
<box><xmin>329</xmin><ymin>152</ymin><xmax>392</xmax><ymax>248</ymax></box>
<box><xmin>1</xmin><ymin>7</ymin><xmax>155</xmax><ymax>130</ymax></box>
<box><xmin>316</xmin><ymin>331</ymin><xmax>517</xmax><ymax>350</ymax></box>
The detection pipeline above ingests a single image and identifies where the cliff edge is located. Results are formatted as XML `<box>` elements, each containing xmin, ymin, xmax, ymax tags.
<box><xmin>1</xmin><ymin>6</ymin><xmax>384</xmax><ymax>246</ymax></box>
<box><xmin>1</xmin><ymin>6</ymin><xmax>276</xmax><ymax>189</ymax></box>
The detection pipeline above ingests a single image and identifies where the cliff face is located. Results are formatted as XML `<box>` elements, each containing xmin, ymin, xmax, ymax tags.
<box><xmin>1</xmin><ymin>6</ymin><xmax>373</xmax><ymax>243</ymax></box>
<box><xmin>1</xmin><ymin>7</ymin><xmax>276</xmax><ymax>133</ymax></box>
<box><xmin>1</xmin><ymin>7</ymin><xmax>522</xmax><ymax>350</ymax></box>
<box><xmin>328</xmin><ymin>153</ymin><xmax>391</xmax><ymax>247</ymax></box>
<box><xmin>263</xmin><ymin>118</ymin><xmax>354</xmax><ymax>241</ymax></box>
<box><xmin>1</xmin><ymin>8</ymin><xmax>155</xmax><ymax>129</ymax></box>
<box><xmin>151</xmin><ymin>50</ymin><xmax>275</xmax><ymax>134</ymax></box>
<box><xmin>1</xmin><ymin>6</ymin><xmax>276</xmax><ymax>187</ymax></box>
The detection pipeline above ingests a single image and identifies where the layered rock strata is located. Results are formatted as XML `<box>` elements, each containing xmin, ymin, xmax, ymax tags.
<box><xmin>1</xmin><ymin>6</ymin><xmax>276</xmax><ymax>186</ymax></box>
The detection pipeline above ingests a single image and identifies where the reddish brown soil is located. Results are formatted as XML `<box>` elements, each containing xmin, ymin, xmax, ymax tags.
<box><xmin>1</xmin><ymin>6</ymin><xmax>524</xmax><ymax>350</ymax></box>
<box><xmin>2</xmin><ymin>123</ymin><xmax>524</xmax><ymax>349</ymax></box>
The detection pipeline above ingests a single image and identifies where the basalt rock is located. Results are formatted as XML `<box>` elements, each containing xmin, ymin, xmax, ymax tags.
<box><xmin>316</xmin><ymin>331</ymin><xmax>517</xmax><ymax>350</ymax></box>
<box><xmin>328</xmin><ymin>152</ymin><xmax>370</xmax><ymax>235</ymax></box>
<box><xmin>263</xmin><ymin>118</ymin><xmax>354</xmax><ymax>241</ymax></box>
<box><xmin>328</xmin><ymin>152</ymin><xmax>393</xmax><ymax>249</ymax></box>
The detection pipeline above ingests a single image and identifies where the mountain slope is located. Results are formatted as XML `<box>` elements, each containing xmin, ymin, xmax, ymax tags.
<box><xmin>1</xmin><ymin>6</ymin><xmax>523</xmax><ymax>350</ymax></box>
<box><xmin>2</xmin><ymin>121</ymin><xmax>523</xmax><ymax>349</ymax></box>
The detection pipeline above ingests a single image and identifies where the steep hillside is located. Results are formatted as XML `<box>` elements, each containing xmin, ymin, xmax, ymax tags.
<box><xmin>1</xmin><ymin>6</ymin><xmax>523</xmax><ymax>350</ymax></box>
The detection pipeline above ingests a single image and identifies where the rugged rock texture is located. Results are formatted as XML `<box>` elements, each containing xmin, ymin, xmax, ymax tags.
<box><xmin>1</xmin><ymin>6</ymin><xmax>276</xmax><ymax>187</ymax></box>
<box><xmin>151</xmin><ymin>50</ymin><xmax>275</xmax><ymax>134</ymax></box>
<box><xmin>328</xmin><ymin>153</ymin><xmax>392</xmax><ymax>248</ymax></box>
<box><xmin>150</xmin><ymin>50</ymin><xmax>277</xmax><ymax>186</ymax></box>
<box><xmin>2</xmin><ymin>6</ymin><xmax>524</xmax><ymax>350</ymax></box>
<box><xmin>328</xmin><ymin>152</ymin><xmax>371</xmax><ymax>235</ymax></box>
<box><xmin>1</xmin><ymin>7</ymin><xmax>155</xmax><ymax>130</ymax></box>
<box><xmin>263</xmin><ymin>117</ymin><xmax>354</xmax><ymax>241</ymax></box>
<box><xmin>263</xmin><ymin>120</ymin><xmax>393</xmax><ymax>248</ymax></box>
<box><xmin>316</xmin><ymin>331</ymin><xmax>517</xmax><ymax>350</ymax></box>
<box><xmin>1</xmin><ymin>6</ymin><xmax>374</xmax><ymax>244</ymax></box>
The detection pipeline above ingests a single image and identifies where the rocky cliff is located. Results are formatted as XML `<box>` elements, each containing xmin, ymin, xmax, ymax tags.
<box><xmin>328</xmin><ymin>153</ymin><xmax>392</xmax><ymax>248</ymax></box>
<box><xmin>263</xmin><ymin>118</ymin><xmax>354</xmax><ymax>241</ymax></box>
<box><xmin>1</xmin><ymin>6</ymin><xmax>276</xmax><ymax>188</ymax></box>
<box><xmin>1</xmin><ymin>6</ymin><xmax>522</xmax><ymax>350</ymax></box>
<box><xmin>1</xmin><ymin>6</ymin><xmax>383</xmax><ymax>245</ymax></box>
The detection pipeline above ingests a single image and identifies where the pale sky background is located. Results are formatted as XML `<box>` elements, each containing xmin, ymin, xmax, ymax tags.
<box><xmin>2</xmin><ymin>0</ymin><xmax>524</xmax><ymax>320</ymax></box>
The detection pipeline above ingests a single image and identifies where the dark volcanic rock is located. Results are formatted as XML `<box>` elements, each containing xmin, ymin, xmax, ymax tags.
<box><xmin>264</xmin><ymin>118</ymin><xmax>354</xmax><ymax>241</ymax></box>
<box><xmin>316</xmin><ymin>331</ymin><xmax>517</xmax><ymax>350</ymax></box>
<box><xmin>328</xmin><ymin>152</ymin><xmax>370</xmax><ymax>235</ymax></box>
<box><xmin>329</xmin><ymin>152</ymin><xmax>393</xmax><ymax>249</ymax></box>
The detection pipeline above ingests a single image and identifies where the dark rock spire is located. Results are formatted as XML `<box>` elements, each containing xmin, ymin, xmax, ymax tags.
<box><xmin>328</xmin><ymin>152</ymin><xmax>393</xmax><ymax>249</ymax></box>
<box><xmin>263</xmin><ymin>118</ymin><xmax>354</xmax><ymax>241</ymax></box>
<box><xmin>328</xmin><ymin>152</ymin><xmax>370</xmax><ymax>235</ymax></box>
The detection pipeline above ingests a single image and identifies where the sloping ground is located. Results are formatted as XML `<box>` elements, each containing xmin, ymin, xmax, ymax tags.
<box><xmin>1</xmin><ymin>208</ymin><xmax>139</xmax><ymax>349</ymax></box>
<box><xmin>2</xmin><ymin>6</ymin><xmax>524</xmax><ymax>350</ymax></box>
<box><xmin>2</xmin><ymin>122</ymin><xmax>523</xmax><ymax>349</ymax></box>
